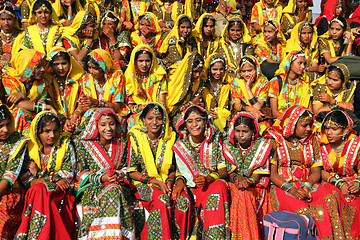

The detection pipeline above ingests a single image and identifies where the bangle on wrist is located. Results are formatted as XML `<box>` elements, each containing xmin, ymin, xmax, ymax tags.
<box><xmin>248</xmin><ymin>177</ymin><xmax>256</xmax><ymax>185</ymax></box>
<box><xmin>301</xmin><ymin>181</ymin><xmax>312</xmax><ymax>190</ymax></box>
<box><xmin>326</xmin><ymin>175</ymin><xmax>334</xmax><ymax>183</ymax></box>
<box><xmin>84</xmin><ymin>44</ymin><xmax>91</xmax><ymax>50</ymax></box>
<box><xmin>240</xmin><ymin>105</ymin><xmax>246</xmax><ymax>111</ymax></box>
<box><xmin>67</xmin><ymin>15</ymin><xmax>72</xmax><ymax>20</ymax></box>
<box><xmin>209</xmin><ymin>172</ymin><xmax>220</xmax><ymax>181</ymax></box>
<box><xmin>230</xmin><ymin>173</ymin><xmax>239</xmax><ymax>183</ymax></box>
<box><xmin>281</xmin><ymin>182</ymin><xmax>293</xmax><ymax>192</ymax></box>
<box><xmin>249</xmin><ymin>97</ymin><xmax>258</xmax><ymax>105</ymax></box>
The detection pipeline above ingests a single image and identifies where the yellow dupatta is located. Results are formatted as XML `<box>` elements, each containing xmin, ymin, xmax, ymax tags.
<box><xmin>275</xmin><ymin>51</ymin><xmax>311</xmax><ymax>108</ymax></box>
<box><xmin>28</xmin><ymin>111</ymin><xmax>69</xmax><ymax>173</ymax></box>
<box><xmin>45</xmin><ymin>46</ymin><xmax>83</xmax><ymax>117</ymax></box>
<box><xmin>130</xmin><ymin>12</ymin><xmax>162</xmax><ymax>47</ymax></box>
<box><xmin>160</xmin><ymin>1</ymin><xmax>181</xmax><ymax>22</ymax></box>
<box><xmin>52</xmin><ymin>0</ymin><xmax>83</xmax><ymax>24</ymax></box>
<box><xmin>125</xmin><ymin>44</ymin><xmax>167</xmax><ymax>105</ymax></box>
<box><xmin>285</xmin><ymin>21</ymin><xmax>318</xmax><ymax>55</ymax></box>
<box><xmin>4</xmin><ymin>49</ymin><xmax>45</xmax><ymax>104</ymax></box>
<box><xmin>184</xmin><ymin>0</ymin><xmax>204</xmax><ymax>22</ymax></box>
<box><xmin>166</xmin><ymin>51</ymin><xmax>202</xmax><ymax>112</ymax></box>
<box><xmin>128</xmin><ymin>103</ymin><xmax>176</xmax><ymax>184</ymax></box>
<box><xmin>159</xmin><ymin>14</ymin><xmax>194</xmax><ymax>56</ymax></box>
<box><xmin>282</xmin><ymin>0</ymin><xmax>312</xmax><ymax>28</ymax></box>
<box><xmin>219</xmin><ymin>16</ymin><xmax>251</xmax><ymax>70</ymax></box>
<box><xmin>193</xmin><ymin>13</ymin><xmax>220</xmax><ymax>57</ymax></box>
<box><xmin>201</xmin><ymin>53</ymin><xmax>231</xmax><ymax>131</ymax></box>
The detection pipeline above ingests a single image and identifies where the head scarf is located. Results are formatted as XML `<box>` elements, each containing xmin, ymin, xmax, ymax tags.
<box><xmin>215</xmin><ymin>0</ymin><xmax>238</xmax><ymax>15</ymax></box>
<box><xmin>4</xmin><ymin>49</ymin><xmax>45</xmax><ymax>82</ymax></box>
<box><xmin>320</xmin><ymin>110</ymin><xmax>353</xmax><ymax>143</ymax></box>
<box><xmin>285</xmin><ymin>21</ymin><xmax>318</xmax><ymax>55</ymax></box>
<box><xmin>28</xmin><ymin>111</ymin><xmax>69</xmax><ymax>173</ymax></box>
<box><xmin>202</xmin><ymin>53</ymin><xmax>229</xmax><ymax>82</ymax></box>
<box><xmin>87</xmin><ymin>49</ymin><xmax>115</xmax><ymax>75</ymax></box>
<box><xmin>176</xmin><ymin>105</ymin><xmax>215</xmax><ymax>141</ymax></box>
<box><xmin>100</xmin><ymin>11</ymin><xmax>121</xmax><ymax>32</ymax></box>
<box><xmin>131</xmin><ymin>12</ymin><xmax>161</xmax><ymax>47</ymax></box>
<box><xmin>227</xmin><ymin>112</ymin><xmax>260</xmax><ymax>146</ymax></box>
<box><xmin>0</xmin><ymin>2</ymin><xmax>21</xmax><ymax>30</ymax></box>
<box><xmin>125</xmin><ymin>44</ymin><xmax>166</xmax><ymax>102</ymax></box>
<box><xmin>283</xmin><ymin>0</ymin><xmax>313</xmax><ymax>14</ymax></box>
<box><xmin>220</xmin><ymin>16</ymin><xmax>251</xmax><ymax>44</ymax></box>
<box><xmin>184</xmin><ymin>0</ymin><xmax>205</xmax><ymax>23</ymax></box>
<box><xmin>128</xmin><ymin>102</ymin><xmax>176</xmax><ymax>183</ymax></box>
<box><xmin>159</xmin><ymin>14</ymin><xmax>194</xmax><ymax>54</ymax></box>
<box><xmin>315</xmin><ymin>0</ymin><xmax>344</xmax><ymax>26</ymax></box>
<box><xmin>193</xmin><ymin>13</ymin><xmax>216</xmax><ymax>39</ymax></box>
<box><xmin>253</xmin><ymin>20</ymin><xmax>286</xmax><ymax>50</ymax></box>
<box><xmin>275</xmin><ymin>50</ymin><xmax>307</xmax><ymax>76</ymax></box>
<box><xmin>28</xmin><ymin>0</ymin><xmax>59</xmax><ymax>25</ymax></box>
<box><xmin>166</xmin><ymin>51</ymin><xmax>203</xmax><ymax>113</ymax></box>
<box><xmin>52</xmin><ymin>0</ymin><xmax>83</xmax><ymax>22</ymax></box>
<box><xmin>81</xmin><ymin>108</ymin><xmax>123</xmax><ymax>140</ymax></box>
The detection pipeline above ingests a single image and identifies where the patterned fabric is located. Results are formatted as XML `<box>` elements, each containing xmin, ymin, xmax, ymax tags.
<box><xmin>250</xmin><ymin>0</ymin><xmax>283</xmax><ymax>27</ymax></box>
<box><xmin>281</xmin><ymin>0</ymin><xmax>312</xmax><ymax>36</ymax></box>
<box><xmin>318</xmin><ymin>37</ymin><xmax>347</xmax><ymax>65</ymax></box>
<box><xmin>120</xmin><ymin>0</ymin><xmax>151</xmax><ymax>28</ymax></box>
<box><xmin>152</xmin><ymin>1</ymin><xmax>183</xmax><ymax>26</ymax></box>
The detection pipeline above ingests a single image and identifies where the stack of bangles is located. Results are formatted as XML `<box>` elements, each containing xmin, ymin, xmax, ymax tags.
<box><xmin>327</xmin><ymin>175</ymin><xmax>346</xmax><ymax>189</ymax></box>
<box><xmin>301</xmin><ymin>181</ymin><xmax>312</xmax><ymax>190</ymax></box>
<box><xmin>165</xmin><ymin>174</ymin><xmax>176</xmax><ymax>184</ymax></box>
<box><xmin>281</xmin><ymin>182</ymin><xmax>293</xmax><ymax>192</ymax></box>
<box><xmin>330</xmin><ymin>101</ymin><xmax>339</xmax><ymax>110</ymax></box>
<box><xmin>209</xmin><ymin>172</ymin><xmax>220</xmax><ymax>181</ymax></box>
<box><xmin>249</xmin><ymin>97</ymin><xmax>258</xmax><ymax>105</ymax></box>
<box><xmin>166</xmin><ymin>22</ymin><xmax>172</xmax><ymax>28</ymax></box>
<box><xmin>229</xmin><ymin>174</ymin><xmax>256</xmax><ymax>184</ymax></box>
<box><xmin>98</xmin><ymin>100</ymin><xmax>109</xmax><ymax>108</ymax></box>
<box><xmin>353</xmin><ymin>179</ymin><xmax>360</xmax><ymax>187</ymax></box>
<box><xmin>84</xmin><ymin>44</ymin><xmax>91</xmax><ymax>50</ymax></box>
<box><xmin>33</xmin><ymin>102</ymin><xmax>46</xmax><ymax>113</ymax></box>
<box><xmin>140</xmin><ymin>174</ymin><xmax>155</xmax><ymax>184</ymax></box>
<box><xmin>240</xmin><ymin>105</ymin><xmax>247</xmax><ymax>111</ymax></box>
<box><xmin>67</xmin><ymin>15</ymin><xmax>72</xmax><ymax>20</ymax></box>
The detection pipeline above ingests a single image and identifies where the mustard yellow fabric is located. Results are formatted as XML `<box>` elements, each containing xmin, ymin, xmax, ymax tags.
<box><xmin>52</xmin><ymin>0</ymin><xmax>83</xmax><ymax>25</ymax></box>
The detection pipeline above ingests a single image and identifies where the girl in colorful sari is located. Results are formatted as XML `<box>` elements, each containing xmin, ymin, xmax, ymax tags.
<box><xmin>2</xmin><ymin>49</ymin><xmax>56</xmax><ymax>136</ymax></box>
<box><xmin>127</xmin><ymin>103</ymin><xmax>192</xmax><ymax>239</ymax></box>
<box><xmin>184</xmin><ymin>0</ymin><xmax>204</xmax><ymax>24</ymax></box>
<box><xmin>0</xmin><ymin>2</ymin><xmax>22</xmax><ymax>68</ymax></box>
<box><xmin>264</xmin><ymin>105</ymin><xmax>346</xmax><ymax>239</ymax></box>
<box><xmin>313</xmin><ymin>63</ymin><xmax>355</xmax><ymax>115</ymax></box>
<box><xmin>120</xmin><ymin>0</ymin><xmax>152</xmax><ymax>31</ymax></box>
<box><xmin>315</xmin><ymin>0</ymin><xmax>345</xmax><ymax>36</ymax></box>
<box><xmin>75</xmin><ymin>108</ymin><xmax>135</xmax><ymax>239</ymax></box>
<box><xmin>232</xmin><ymin>56</ymin><xmax>269</xmax><ymax>125</ymax></box>
<box><xmin>152</xmin><ymin>0</ymin><xmax>183</xmax><ymax>32</ymax></box>
<box><xmin>218</xmin><ymin>16</ymin><xmax>252</xmax><ymax>78</ymax></box>
<box><xmin>125</xmin><ymin>44</ymin><xmax>167</xmax><ymax>126</ymax></box>
<box><xmin>201</xmin><ymin>53</ymin><xmax>232</xmax><ymax>132</ymax></box>
<box><xmin>131</xmin><ymin>12</ymin><xmax>162</xmax><ymax>55</ymax></box>
<box><xmin>0</xmin><ymin>105</ymin><xmax>28</xmax><ymax>240</ymax></box>
<box><xmin>15</xmin><ymin>111</ymin><xmax>77</xmax><ymax>240</ymax></box>
<box><xmin>223</xmin><ymin>112</ymin><xmax>272</xmax><ymax>240</ymax></box>
<box><xmin>318</xmin><ymin>16</ymin><xmax>353</xmax><ymax>65</ymax></box>
<box><xmin>159</xmin><ymin>14</ymin><xmax>197</xmax><ymax>70</ymax></box>
<box><xmin>52</xmin><ymin>0</ymin><xmax>83</xmax><ymax>26</ymax></box>
<box><xmin>172</xmin><ymin>105</ymin><xmax>231</xmax><ymax>239</ymax></box>
<box><xmin>319</xmin><ymin>110</ymin><xmax>360</xmax><ymax>239</ymax></box>
<box><xmin>250</xmin><ymin>0</ymin><xmax>283</xmax><ymax>35</ymax></box>
<box><xmin>19</xmin><ymin>0</ymin><xmax>62</xmax><ymax>55</ymax></box>
<box><xmin>269</xmin><ymin>51</ymin><xmax>311</xmax><ymax>119</ymax></box>
<box><xmin>97</xmin><ymin>11</ymin><xmax>131</xmax><ymax>70</ymax></box>
<box><xmin>193</xmin><ymin>13</ymin><xmax>219</xmax><ymax>60</ymax></box>
<box><xmin>281</xmin><ymin>0</ymin><xmax>312</xmax><ymax>38</ymax></box>
<box><xmin>61</xmin><ymin>11</ymin><xmax>97</xmax><ymax>62</ymax></box>
<box><xmin>166</xmin><ymin>51</ymin><xmax>204</xmax><ymax>125</ymax></box>
<box><xmin>253</xmin><ymin>20</ymin><xmax>286</xmax><ymax>64</ymax></box>
<box><xmin>285</xmin><ymin>21</ymin><xmax>320</xmax><ymax>83</ymax></box>
<box><xmin>45</xmin><ymin>47</ymin><xmax>83</xmax><ymax>123</ymax></box>
<box><xmin>77</xmin><ymin>49</ymin><xmax>127</xmax><ymax>120</ymax></box>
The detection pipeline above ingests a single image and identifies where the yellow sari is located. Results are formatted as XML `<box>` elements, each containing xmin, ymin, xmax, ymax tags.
<box><xmin>281</xmin><ymin>0</ymin><xmax>312</xmax><ymax>35</ymax></box>
<box><xmin>52</xmin><ymin>0</ymin><xmax>83</xmax><ymax>25</ymax></box>
<box><xmin>130</xmin><ymin>12</ymin><xmax>162</xmax><ymax>49</ymax></box>
<box><xmin>184</xmin><ymin>0</ymin><xmax>205</xmax><ymax>23</ymax></box>
<box><xmin>128</xmin><ymin>102</ymin><xmax>176</xmax><ymax>185</ymax></box>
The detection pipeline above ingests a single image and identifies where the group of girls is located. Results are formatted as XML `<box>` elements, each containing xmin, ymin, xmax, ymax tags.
<box><xmin>0</xmin><ymin>0</ymin><xmax>359</xmax><ymax>239</ymax></box>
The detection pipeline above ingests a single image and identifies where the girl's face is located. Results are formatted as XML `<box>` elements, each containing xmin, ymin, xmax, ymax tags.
<box><xmin>300</xmin><ymin>26</ymin><xmax>313</xmax><ymax>45</ymax></box>
<box><xmin>185</xmin><ymin>111</ymin><xmax>206</xmax><ymax>138</ymax></box>
<box><xmin>324</xmin><ymin>123</ymin><xmax>347</xmax><ymax>144</ymax></box>
<box><xmin>0</xmin><ymin>13</ymin><xmax>15</xmax><ymax>32</ymax></box>
<box><xmin>33</xmin><ymin>58</ymin><xmax>46</xmax><ymax>80</ymax></box>
<box><xmin>102</xmin><ymin>19</ymin><xmax>116</xmax><ymax>31</ymax></box>
<box><xmin>290</xmin><ymin>56</ymin><xmax>306</xmax><ymax>76</ymax></box>
<box><xmin>326</xmin><ymin>71</ymin><xmax>343</xmax><ymax>91</ymax></box>
<box><xmin>97</xmin><ymin>115</ymin><xmax>116</xmax><ymax>142</ymax></box>
<box><xmin>264</xmin><ymin>25</ymin><xmax>277</xmax><ymax>42</ymax></box>
<box><xmin>335</xmin><ymin>1</ymin><xmax>343</xmax><ymax>16</ymax></box>
<box><xmin>135</xmin><ymin>53</ymin><xmax>152</xmax><ymax>74</ymax></box>
<box><xmin>51</xmin><ymin>56</ymin><xmax>70</xmax><ymax>78</ymax></box>
<box><xmin>234</xmin><ymin>124</ymin><xmax>252</xmax><ymax>146</ymax></box>
<box><xmin>330</xmin><ymin>22</ymin><xmax>344</xmax><ymax>41</ymax></box>
<box><xmin>191</xmin><ymin>66</ymin><xmax>203</xmax><ymax>81</ymax></box>
<box><xmin>194</xmin><ymin>0</ymin><xmax>201</xmax><ymax>10</ymax></box>
<box><xmin>179</xmin><ymin>21</ymin><xmax>191</xmax><ymax>38</ymax></box>
<box><xmin>228</xmin><ymin>24</ymin><xmax>241</xmax><ymax>42</ymax></box>
<box><xmin>202</xmin><ymin>20</ymin><xmax>215</xmax><ymax>37</ymax></box>
<box><xmin>88</xmin><ymin>62</ymin><xmax>104</xmax><ymax>80</ymax></box>
<box><xmin>296</xmin><ymin>0</ymin><xmax>308</xmax><ymax>10</ymax></box>
<box><xmin>38</xmin><ymin>121</ymin><xmax>60</xmax><ymax>148</ymax></box>
<box><xmin>139</xmin><ymin>18</ymin><xmax>151</xmax><ymax>36</ymax></box>
<box><xmin>35</xmin><ymin>9</ymin><xmax>51</xmax><ymax>25</ymax></box>
<box><xmin>210</xmin><ymin>61</ymin><xmax>225</xmax><ymax>81</ymax></box>
<box><xmin>143</xmin><ymin>110</ymin><xmax>163</xmax><ymax>136</ymax></box>
<box><xmin>294</xmin><ymin>118</ymin><xmax>312</xmax><ymax>139</ymax></box>
<box><xmin>240</xmin><ymin>63</ymin><xmax>256</xmax><ymax>82</ymax></box>
<box><xmin>0</xmin><ymin>118</ymin><xmax>12</xmax><ymax>141</ymax></box>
